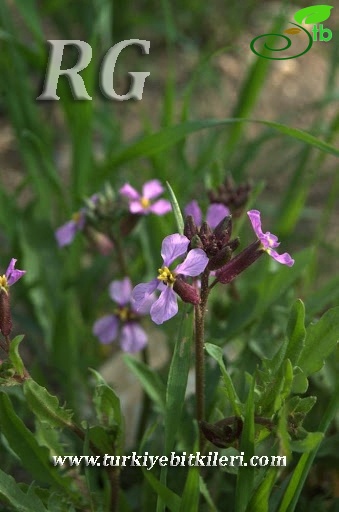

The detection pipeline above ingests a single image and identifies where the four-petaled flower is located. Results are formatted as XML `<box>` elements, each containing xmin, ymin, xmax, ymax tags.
<box><xmin>119</xmin><ymin>180</ymin><xmax>172</xmax><ymax>216</ymax></box>
<box><xmin>55</xmin><ymin>195</ymin><xmax>97</xmax><ymax>247</ymax></box>
<box><xmin>247</xmin><ymin>210</ymin><xmax>294</xmax><ymax>266</ymax></box>
<box><xmin>0</xmin><ymin>259</ymin><xmax>26</xmax><ymax>294</ymax></box>
<box><xmin>185</xmin><ymin>200</ymin><xmax>230</xmax><ymax>230</ymax></box>
<box><xmin>93</xmin><ymin>277</ymin><xmax>151</xmax><ymax>353</ymax></box>
<box><xmin>132</xmin><ymin>234</ymin><xmax>209</xmax><ymax>325</ymax></box>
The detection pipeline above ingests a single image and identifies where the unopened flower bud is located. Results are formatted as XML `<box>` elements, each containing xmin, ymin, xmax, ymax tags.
<box><xmin>190</xmin><ymin>234</ymin><xmax>203</xmax><ymax>249</ymax></box>
<box><xmin>173</xmin><ymin>277</ymin><xmax>200</xmax><ymax>305</ymax></box>
<box><xmin>208</xmin><ymin>246</ymin><xmax>233</xmax><ymax>271</ymax></box>
<box><xmin>184</xmin><ymin>215</ymin><xmax>198</xmax><ymax>240</ymax></box>
<box><xmin>213</xmin><ymin>215</ymin><xmax>232</xmax><ymax>240</ymax></box>
<box><xmin>216</xmin><ymin>240</ymin><xmax>263</xmax><ymax>284</ymax></box>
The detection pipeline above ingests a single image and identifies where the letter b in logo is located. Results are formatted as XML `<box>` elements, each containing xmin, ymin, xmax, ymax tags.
<box><xmin>319</xmin><ymin>24</ymin><xmax>332</xmax><ymax>41</ymax></box>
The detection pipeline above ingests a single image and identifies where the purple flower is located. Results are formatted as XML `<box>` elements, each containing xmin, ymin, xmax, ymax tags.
<box><xmin>247</xmin><ymin>210</ymin><xmax>294</xmax><ymax>266</ymax></box>
<box><xmin>185</xmin><ymin>200</ymin><xmax>230</xmax><ymax>230</ymax></box>
<box><xmin>55</xmin><ymin>195</ymin><xmax>97</xmax><ymax>247</ymax></box>
<box><xmin>93</xmin><ymin>277</ymin><xmax>151</xmax><ymax>353</ymax></box>
<box><xmin>132</xmin><ymin>234</ymin><xmax>209</xmax><ymax>325</ymax></box>
<box><xmin>0</xmin><ymin>259</ymin><xmax>26</xmax><ymax>293</ymax></box>
<box><xmin>119</xmin><ymin>180</ymin><xmax>172</xmax><ymax>216</ymax></box>
<box><xmin>0</xmin><ymin>259</ymin><xmax>26</xmax><ymax>336</ymax></box>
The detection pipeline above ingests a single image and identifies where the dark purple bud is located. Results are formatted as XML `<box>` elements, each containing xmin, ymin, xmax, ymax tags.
<box><xmin>216</xmin><ymin>240</ymin><xmax>263</xmax><ymax>284</ymax></box>
<box><xmin>199</xmin><ymin>221</ymin><xmax>212</xmax><ymax>238</ymax></box>
<box><xmin>173</xmin><ymin>278</ymin><xmax>200</xmax><ymax>305</ymax></box>
<box><xmin>184</xmin><ymin>215</ymin><xmax>198</xmax><ymax>240</ymax></box>
<box><xmin>0</xmin><ymin>290</ymin><xmax>12</xmax><ymax>337</ymax></box>
<box><xmin>190</xmin><ymin>234</ymin><xmax>204</xmax><ymax>249</ymax></box>
<box><xmin>213</xmin><ymin>215</ymin><xmax>232</xmax><ymax>240</ymax></box>
<box><xmin>208</xmin><ymin>246</ymin><xmax>233</xmax><ymax>271</ymax></box>
<box><xmin>120</xmin><ymin>213</ymin><xmax>141</xmax><ymax>236</ymax></box>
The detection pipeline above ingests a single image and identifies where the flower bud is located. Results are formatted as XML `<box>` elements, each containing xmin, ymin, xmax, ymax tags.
<box><xmin>173</xmin><ymin>278</ymin><xmax>200</xmax><ymax>305</ymax></box>
<box><xmin>190</xmin><ymin>234</ymin><xmax>203</xmax><ymax>249</ymax></box>
<box><xmin>207</xmin><ymin>246</ymin><xmax>232</xmax><ymax>271</ymax></box>
<box><xmin>184</xmin><ymin>215</ymin><xmax>198</xmax><ymax>240</ymax></box>
<box><xmin>213</xmin><ymin>215</ymin><xmax>232</xmax><ymax>241</ymax></box>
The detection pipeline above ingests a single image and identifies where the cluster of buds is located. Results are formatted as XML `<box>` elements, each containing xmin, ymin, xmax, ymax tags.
<box><xmin>184</xmin><ymin>214</ymin><xmax>240</xmax><ymax>271</ymax></box>
<box><xmin>208</xmin><ymin>175</ymin><xmax>252</xmax><ymax>217</ymax></box>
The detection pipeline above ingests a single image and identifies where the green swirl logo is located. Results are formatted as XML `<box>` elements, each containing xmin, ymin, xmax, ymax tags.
<box><xmin>250</xmin><ymin>5</ymin><xmax>333</xmax><ymax>60</ymax></box>
<box><xmin>250</xmin><ymin>23</ymin><xmax>313</xmax><ymax>60</ymax></box>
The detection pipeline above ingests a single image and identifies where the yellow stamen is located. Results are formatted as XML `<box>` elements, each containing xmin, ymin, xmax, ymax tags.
<box><xmin>157</xmin><ymin>266</ymin><xmax>176</xmax><ymax>285</ymax></box>
<box><xmin>140</xmin><ymin>197</ymin><xmax>150</xmax><ymax>209</ymax></box>
<box><xmin>0</xmin><ymin>275</ymin><xmax>9</xmax><ymax>293</ymax></box>
<box><xmin>72</xmin><ymin>211</ymin><xmax>82</xmax><ymax>223</ymax></box>
<box><xmin>116</xmin><ymin>307</ymin><xmax>129</xmax><ymax>322</ymax></box>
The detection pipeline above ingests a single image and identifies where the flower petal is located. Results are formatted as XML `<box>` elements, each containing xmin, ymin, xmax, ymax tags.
<box><xmin>142</xmin><ymin>179</ymin><xmax>164</xmax><ymax>199</ymax></box>
<box><xmin>149</xmin><ymin>199</ymin><xmax>172</xmax><ymax>215</ymax></box>
<box><xmin>248</xmin><ymin>210</ymin><xmax>280</xmax><ymax>249</ymax></box>
<box><xmin>247</xmin><ymin>210</ymin><xmax>264</xmax><ymax>240</ymax></box>
<box><xmin>93</xmin><ymin>315</ymin><xmax>119</xmax><ymax>344</ymax></box>
<box><xmin>129</xmin><ymin>200</ymin><xmax>145</xmax><ymax>214</ymax></box>
<box><xmin>5</xmin><ymin>259</ymin><xmax>26</xmax><ymax>286</ymax></box>
<box><xmin>119</xmin><ymin>183</ymin><xmax>140</xmax><ymax>200</ymax></box>
<box><xmin>161</xmin><ymin>234</ymin><xmax>190</xmax><ymax>267</ymax></box>
<box><xmin>132</xmin><ymin>279</ymin><xmax>159</xmax><ymax>311</ymax></box>
<box><xmin>206</xmin><ymin>204</ymin><xmax>230</xmax><ymax>229</ymax></box>
<box><xmin>120</xmin><ymin>323</ymin><xmax>147</xmax><ymax>352</ymax></box>
<box><xmin>109</xmin><ymin>277</ymin><xmax>132</xmax><ymax>306</ymax></box>
<box><xmin>175</xmin><ymin>248</ymin><xmax>209</xmax><ymax>277</ymax></box>
<box><xmin>55</xmin><ymin>220</ymin><xmax>79</xmax><ymax>247</ymax></box>
<box><xmin>184</xmin><ymin>200</ymin><xmax>202</xmax><ymax>226</ymax></box>
<box><xmin>267</xmin><ymin>248</ymin><xmax>295</xmax><ymax>266</ymax></box>
<box><xmin>150</xmin><ymin>286</ymin><xmax>178</xmax><ymax>324</ymax></box>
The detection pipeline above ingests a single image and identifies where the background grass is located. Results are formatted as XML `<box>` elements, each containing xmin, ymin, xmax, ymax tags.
<box><xmin>0</xmin><ymin>0</ymin><xmax>338</xmax><ymax>511</ymax></box>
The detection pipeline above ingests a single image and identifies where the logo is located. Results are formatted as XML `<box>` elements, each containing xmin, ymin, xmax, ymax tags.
<box><xmin>250</xmin><ymin>5</ymin><xmax>333</xmax><ymax>60</ymax></box>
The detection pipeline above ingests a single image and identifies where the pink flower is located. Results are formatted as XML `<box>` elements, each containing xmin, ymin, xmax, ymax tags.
<box><xmin>55</xmin><ymin>195</ymin><xmax>98</xmax><ymax>247</ymax></box>
<box><xmin>93</xmin><ymin>277</ymin><xmax>152</xmax><ymax>353</ymax></box>
<box><xmin>132</xmin><ymin>234</ymin><xmax>208</xmax><ymax>325</ymax></box>
<box><xmin>0</xmin><ymin>259</ymin><xmax>26</xmax><ymax>294</ymax></box>
<box><xmin>184</xmin><ymin>200</ymin><xmax>230</xmax><ymax>229</ymax></box>
<box><xmin>119</xmin><ymin>180</ymin><xmax>172</xmax><ymax>216</ymax></box>
<box><xmin>247</xmin><ymin>210</ymin><xmax>294</xmax><ymax>266</ymax></box>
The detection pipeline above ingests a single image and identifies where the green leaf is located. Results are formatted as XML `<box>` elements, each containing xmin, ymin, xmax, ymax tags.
<box><xmin>0</xmin><ymin>468</ymin><xmax>48</xmax><ymax>512</ymax></box>
<box><xmin>89</xmin><ymin>369</ymin><xmax>124</xmax><ymax>454</ymax></box>
<box><xmin>294</xmin><ymin>5</ymin><xmax>333</xmax><ymax>24</ymax></box>
<box><xmin>23</xmin><ymin>379</ymin><xmax>74</xmax><ymax>429</ymax></box>
<box><xmin>97</xmin><ymin>119</ymin><xmax>339</xmax><ymax>180</ymax></box>
<box><xmin>298</xmin><ymin>306</ymin><xmax>339</xmax><ymax>376</ymax></box>
<box><xmin>143</xmin><ymin>470</ymin><xmax>181</xmax><ymax>512</ymax></box>
<box><xmin>90</xmin><ymin>369</ymin><xmax>123</xmax><ymax>428</ymax></box>
<box><xmin>0</xmin><ymin>392</ymin><xmax>69</xmax><ymax>489</ymax></box>
<box><xmin>235</xmin><ymin>376</ymin><xmax>255</xmax><ymax>512</ymax></box>
<box><xmin>285</xmin><ymin>300</ymin><xmax>306</xmax><ymax>367</ymax></box>
<box><xmin>205</xmin><ymin>343</ymin><xmax>242</xmax><ymax>416</ymax></box>
<box><xmin>248</xmin><ymin>467</ymin><xmax>277</xmax><ymax>512</ymax></box>
<box><xmin>290</xmin><ymin>432</ymin><xmax>324</xmax><ymax>453</ymax></box>
<box><xmin>166</xmin><ymin>181</ymin><xmax>184</xmax><ymax>235</ymax></box>
<box><xmin>8</xmin><ymin>334</ymin><xmax>25</xmax><ymax>377</ymax></box>
<box><xmin>123</xmin><ymin>355</ymin><xmax>166</xmax><ymax>412</ymax></box>
<box><xmin>291</xmin><ymin>368</ymin><xmax>308</xmax><ymax>394</ymax></box>
<box><xmin>165</xmin><ymin>308</ymin><xmax>193</xmax><ymax>454</ymax></box>
<box><xmin>179</xmin><ymin>465</ymin><xmax>200</xmax><ymax>512</ymax></box>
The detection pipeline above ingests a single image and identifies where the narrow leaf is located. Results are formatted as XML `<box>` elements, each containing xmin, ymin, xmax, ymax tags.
<box><xmin>166</xmin><ymin>181</ymin><xmax>184</xmax><ymax>235</ymax></box>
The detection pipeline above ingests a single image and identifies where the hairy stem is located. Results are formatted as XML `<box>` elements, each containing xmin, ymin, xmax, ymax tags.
<box><xmin>194</xmin><ymin>268</ymin><xmax>210</xmax><ymax>450</ymax></box>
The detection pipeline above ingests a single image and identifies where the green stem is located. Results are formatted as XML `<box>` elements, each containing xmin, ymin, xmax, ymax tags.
<box><xmin>194</xmin><ymin>268</ymin><xmax>210</xmax><ymax>449</ymax></box>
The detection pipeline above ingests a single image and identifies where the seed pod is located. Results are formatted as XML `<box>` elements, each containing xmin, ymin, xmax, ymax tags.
<box><xmin>0</xmin><ymin>290</ymin><xmax>12</xmax><ymax>337</ymax></box>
